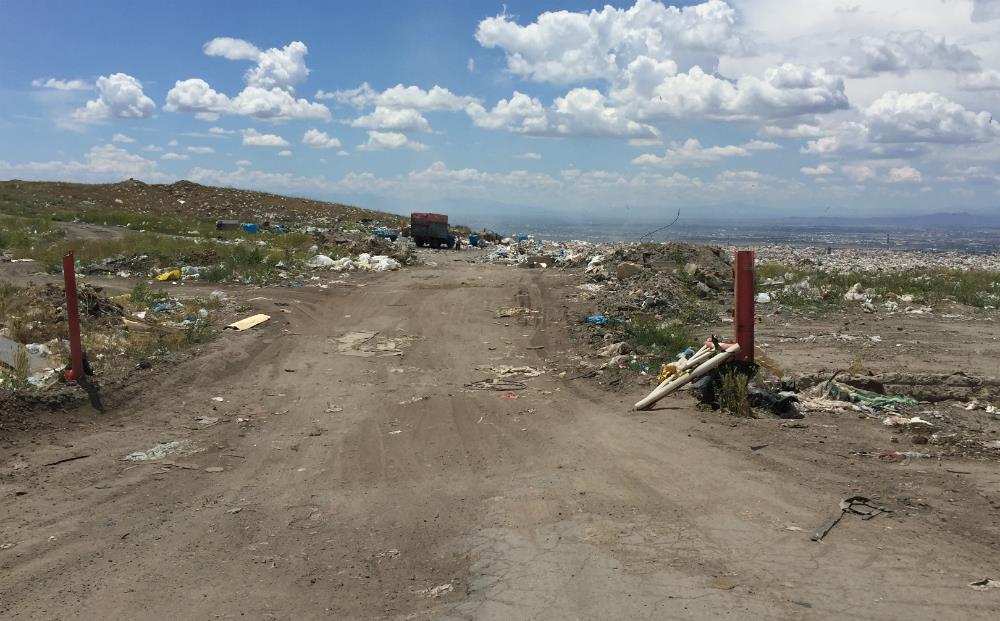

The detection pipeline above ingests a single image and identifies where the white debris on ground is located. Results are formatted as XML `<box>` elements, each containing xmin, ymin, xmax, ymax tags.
<box><xmin>751</xmin><ymin>245</ymin><xmax>1000</xmax><ymax>273</ymax></box>
<box><xmin>123</xmin><ymin>440</ymin><xmax>195</xmax><ymax>462</ymax></box>
<box><xmin>307</xmin><ymin>253</ymin><xmax>401</xmax><ymax>273</ymax></box>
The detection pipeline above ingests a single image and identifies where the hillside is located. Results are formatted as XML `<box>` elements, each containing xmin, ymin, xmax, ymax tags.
<box><xmin>0</xmin><ymin>179</ymin><xmax>407</xmax><ymax>229</ymax></box>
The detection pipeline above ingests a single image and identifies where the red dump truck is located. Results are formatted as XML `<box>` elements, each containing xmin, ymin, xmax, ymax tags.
<box><xmin>410</xmin><ymin>212</ymin><xmax>458</xmax><ymax>248</ymax></box>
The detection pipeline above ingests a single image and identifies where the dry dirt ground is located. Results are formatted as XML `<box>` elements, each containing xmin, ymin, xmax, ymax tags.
<box><xmin>2</xmin><ymin>258</ymin><xmax>1000</xmax><ymax>620</ymax></box>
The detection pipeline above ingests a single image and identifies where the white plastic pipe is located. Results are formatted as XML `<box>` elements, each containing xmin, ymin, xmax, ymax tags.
<box><xmin>634</xmin><ymin>344</ymin><xmax>739</xmax><ymax>410</ymax></box>
<box><xmin>653</xmin><ymin>347</ymin><xmax>714</xmax><ymax>390</ymax></box>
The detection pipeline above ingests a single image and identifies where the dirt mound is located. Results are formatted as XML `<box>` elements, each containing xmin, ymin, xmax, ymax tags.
<box><xmin>2</xmin><ymin>282</ymin><xmax>124</xmax><ymax>346</ymax></box>
<box><xmin>0</xmin><ymin>179</ymin><xmax>408</xmax><ymax>229</ymax></box>
<box><xmin>578</xmin><ymin>242</ymin><xmax>732</xmax><ymax>316</ymax></box>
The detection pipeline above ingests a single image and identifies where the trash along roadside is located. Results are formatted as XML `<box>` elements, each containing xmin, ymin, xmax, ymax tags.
<box><xmin>0</xmin><ymin>281</ymin><xmax>241</xmax><ymax>397</ymax></box>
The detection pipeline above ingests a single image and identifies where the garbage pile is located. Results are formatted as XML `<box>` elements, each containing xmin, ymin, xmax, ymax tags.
<box><xmin>0</xmin><ymin>281</ymin><xmax>232</xmax><ymax>392</ymax></box>
<box><xmin>753</xmin><ymin>245</ymin><xmax>1000</xmax><ymax>273</ymax></box>
<box><xmin>478</xmin><ymin>236</ymin><xmax>596</xmax><ymax>267</ymax></box>
<box><xmin>571</xmin><ymin>243</ymin><xmax>733</xmax><ymax>320</ymax></box>
<box><xmin>306</xmin><ymin>253</ymin><xmax>401</xmax><ymax>273</ymax></box>
<box><xmin>480</xmin><ymin>239</ymin><xmax>733</xmax><ymax>315</ymax></box>
<box><xmin>789</xmin><ymin>371</ymin><xmax>1000</xmax><ymax>457</ymax></box>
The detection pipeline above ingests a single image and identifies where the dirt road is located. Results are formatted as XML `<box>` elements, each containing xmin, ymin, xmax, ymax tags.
<box><xmin>2</xmin><ymin>260</ymin><xmax>999</xmax><ymax>619</ymax></box>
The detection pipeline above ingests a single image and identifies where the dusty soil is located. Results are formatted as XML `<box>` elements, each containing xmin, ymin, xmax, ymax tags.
<box><xmin>2</xmin><ymin>257</ymin><xmax>1000</xmax><ymax>620</ymax></box>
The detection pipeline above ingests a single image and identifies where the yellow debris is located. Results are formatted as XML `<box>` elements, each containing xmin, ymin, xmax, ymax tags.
<box><xmin>155</xmin><ymin>269</ymin><xmax>182</xmax><ymax>281</ymax></box>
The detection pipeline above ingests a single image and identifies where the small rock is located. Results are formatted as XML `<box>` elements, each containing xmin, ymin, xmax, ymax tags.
<box><xmin>615</xmin><ymin>262</ymin><xmax>643</xmax><ymax>279</ymax></box>
<box><xmin>598</xmin><ymin>341</ymin><xmax>630</xmax><ymax>357</ymax></box>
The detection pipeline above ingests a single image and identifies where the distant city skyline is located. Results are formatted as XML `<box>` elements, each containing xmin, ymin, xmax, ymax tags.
<box><xmin>2</xmin><ymin>0</ymin><xmax>1000</xmax><ymax>219</ymax></box>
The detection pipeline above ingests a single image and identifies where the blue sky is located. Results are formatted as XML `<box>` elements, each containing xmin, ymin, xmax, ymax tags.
<box><xmin>2</xmin><ymin>0</ymin><xmax>1000</xmax><ymax>221</ymax></box>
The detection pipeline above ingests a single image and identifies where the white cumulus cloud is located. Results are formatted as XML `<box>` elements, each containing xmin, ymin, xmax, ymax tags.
<box><xmin>958</xmin><ymin>69</ymin><xmax>1000</xmax><ymax>91</ymax></box>
<box><xmin>70</xmin><ymin>73</ymin><xmax>156</xmax><ymax>124</ymax></box>
<box><xmin>616</xmin><ymin>63</ymin><xmax>848</xmax><ymax>122</ymax></box>
<box><xmin>204</xmin><ymin>38</ymin><xmax>309</xmax><ymax>91</ymax></box>
<box><xmin>320</xmin><ymin>83</ymin><xmax>477</xmax><ymax>112</ymax></box>
<box><xmin>241</xmin><ymin>128</ymin><xmax>290</xmax><ymax>147</ymax></box>
<box><xmin>302</xmin><ymin>128</ymin><xmax>342</xmax><ymax>148</ymax></box>
<box><xmin>632</xmin><ymin>137</ymin><xmax>779</xmax><ymax>167</ymax></box>
<box><xmin>32</xmin><ymin>78</ymin><xmax>91</xmax><ymax>91</ymax></box>
<box><xmin>800</xmin><ymin>163</ymin><xmax>834</xmax><ymax>175</ymax></box>
<box><xmin>351</xmin><ymin>106</ymin><xmax>431</xmax><ymax>132</ymax></box>
<box><xmin>164</xmin><ymin>38</ymin><xmax>329</xmax><ymax>121</ymax></box>
<box><xmin>886</xmin><ymin>165</ymin><xmax>923</xmax><ymax>183</ymax></box>
<box><xmin>475</xmin><ymin>0</ymin><xmax>749</xmax><ymax>84</ymax></box>
<box><xmin>112</xmin><ymin>133</ymin><xmax>134</xmax><ymax>143</ymax></box>
<box><xmin>833</xmin><ymin>31</ymin><xmax>981</xmax><ymax>77</ymax></box>
<box><xmin>864</xmin><ymin>90</ymin><xmax>999</xmax><ymax>144</ymax></box>
<box><xmin>0</xmin><ymin>144</ymin><xmax>167</xmax><ymax>182</ymax></box>
<box><xmin>357</xmin><ymin>130</ymin><xmax>429</xmax><ymax>151</ymax></box>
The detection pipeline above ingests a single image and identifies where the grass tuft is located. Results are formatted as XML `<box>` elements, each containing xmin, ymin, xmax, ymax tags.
<box><xmin>622</xmin><ymin>317</ymin><xmax>695</xmax><ymax>357</ymax></box>
<box><xmin>718</xmin><ymin>368</ymin><xmax>752</xmax><ymax>417</ymax></box>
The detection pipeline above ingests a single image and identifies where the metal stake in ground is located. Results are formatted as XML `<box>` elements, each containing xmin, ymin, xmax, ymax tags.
<box><xmin>733</xmin><ymin>250</ymin><xmax>755</xmax><ymax>364</ymax></box>
<box><xmin>62</xmin><ymin>252</ymin><xmax>85</xmax><ymax>383</ymax></box>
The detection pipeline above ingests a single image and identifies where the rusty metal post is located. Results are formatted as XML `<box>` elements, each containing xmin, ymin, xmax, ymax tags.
<box><xmin>733</xmin><ymin>250</ymin><xmax>755</xmax><ymax>363</ymax></box>
<box><xmin>62</xmin><ymin>252</ymin><xmax>85</xmax><ymax>383</ymax></box>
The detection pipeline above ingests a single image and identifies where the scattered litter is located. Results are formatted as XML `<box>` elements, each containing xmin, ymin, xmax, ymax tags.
<box><xmin>204</xmin><ymin>466</ymin><xmax>224</xmax><ymax>473</ymax></box>
<box><xmin>811</xmin><ymin>496</ymin><xmax>892</xmax><ymax>542</ymax></box>
<box><xmin>586</xmin><ymin>315</ymin><xmax>609</xmax><ymax>326</ymax></box>
<box><xmin>388</xmin><ymin>430</ymin><xmax>402</xmax><ymax>435</ymax></box>
<box><xmin>883</xmin><ymin>415</ymin><xmax>936</xmax><ymax>431</ymax></box>
<box><xmin>211</xmin><ymin>397</ymin><xmax>225</xmax><ymax>402</ymax></box>
<box><xmin>968</xmin><ymin>578</ymin><xmax>1000</xmax><ymax>591</ymax></box>
<box><xmin>398</xmin><ymin>395</ymin><xmax>428</xmax><ymax>404</ymax></box>
<box><xmin>224</xmin><ymin>314</ymin><xmax>271</xmax><ymax>331</ymax></box>
<box><xmin>307</xmin><ymin>254</ymin><xmax>336</xmax><ymax>267</ymax></box>
<box><xmin>325</xmin><ymin>403</ymin><xmax>343</xmax><ymax>413</ymax></box>
<box><xmin>417</xmin><ymin>583</ymin><xmax>454</xmax><ymax>598</ymax></box>
<box><xmin>465</xmin><ymin>379</ymin><xmax>527</xmax><ymax>391</ymax></box>
<box><xmin>42</xmin><ymin>454</ymin><xmax>89</xmax><ymax>467</ymax></box>
<box><xmin>877</xmin><ymin>450</ymin><xmax>930</xmax><ymax>461</ymax></box>
<box><xmin>497</xmin><ymin>307</ymin><xmax>538</xmax><ymax>318</ymax></box>
<box><xmin>226</xmin><ymin>507</ymin><xmax>243</xmax><ymax>514</ymax></box>
<box><xmin>487</xmin><ymin>365</ymin><xmax>543</xmax><ymax>377</ymax></box>
<box><xmin>155</xmin><ymin>269</ymin><xmax>182</xmax><ymax>282</ymax></box>
<box><xmin>820</xmin><ymin>380</ymin><xmax>917</xmax><ymax>410</ymax></box>
<box><xmin>123</xmin><ymin>440</ymin><xmax>192</xmax><ymax>462</ymax></box>
<box><xmin>194</xmin><ymin>416</ymin><xmax>219</xmax><ymax>426</ymax></box>
<box><xmin>843</xmin><ymin>283</ymin><xmax>868</xmax><ymax>302</ymax></box>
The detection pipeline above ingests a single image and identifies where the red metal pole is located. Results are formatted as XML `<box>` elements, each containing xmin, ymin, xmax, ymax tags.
<box><xmin>733</xmin><ymin>250</ymin><xmax>755</xmax><ymax>363</ymax></box>
<box><xmin>62</xmin><ymin>252</ymin><xmax>85</xmax><ymax>383</ymax></box>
